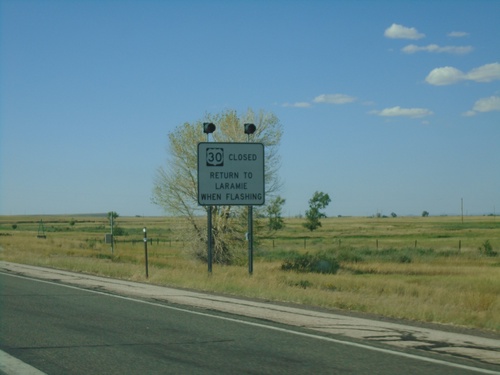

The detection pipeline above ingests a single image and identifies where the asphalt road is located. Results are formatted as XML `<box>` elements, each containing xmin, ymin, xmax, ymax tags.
<box><xmin>0</xmin><ymin>272</ymin><xmax>495</xmax><ymax>375</ymax></box>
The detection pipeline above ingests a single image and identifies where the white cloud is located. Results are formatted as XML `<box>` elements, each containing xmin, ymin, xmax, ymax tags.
<box><xmin>448</xmin><ymin>31</ymin><xmax>469</xmax><ymax>38</ymax></box>
<box><xmin>463</xmin><ymin>96</ymin><xmax>500</xmax><ymax>116</ymax></box>
<box><xmin>402</xmin><ymin>44</ymin><xmax>473</xmax><ymax>55</ymax></box>
<box><xmin>282</xmin><ymin>93</ymin><xmax>356</xmax><ymax>108</ymax></box>
<box><xmin>313</xmin><ymin>94</ymin><xmax>356</xmax><ymax>104</ymax></box>
<box><xmin>425</xmin><ymin>63</ymin><xmax>500</xmax><ymax>86</ymax></box>
<box><xmin>462</xmin><ymin>110</ymin><xmax>476</xmax><ymax>117</ymax></box>
<box><xmin>371</xmin><ymin>106</ymin><xmax>433</xmax><ymax>118</ymax></box>
<box><xmin>384</xmin><ymin>23</ymin><xmax>425</xmax><ymax>40</ymax></box>
<box><xmin>425</xmin><ymin>66</ymin><xmax>465</xmax><ymax>86</ymax></box>
<box><xmin>473</xmin><ymin>96</ymin><xmax>500</xmax><ymax>112</ymax></box>
<box><xmin>466</xmin><ymin>63</ymin><xmax>500</xmax><ymax>83</ymax></box>
<box><xmin>282</xmin><ymin>102</ymin><xmax>311</xmax><ymax>108</ymax></box>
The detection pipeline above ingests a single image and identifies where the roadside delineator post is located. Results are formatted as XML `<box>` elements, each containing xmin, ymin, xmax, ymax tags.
<box><xmin>143</xmin><ymin>227</ymin><xmax>149</xmax><ymax>278</ymax></box>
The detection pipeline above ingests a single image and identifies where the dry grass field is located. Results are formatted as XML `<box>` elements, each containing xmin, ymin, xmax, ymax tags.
<box><xmin>1</xmin><ymin>214</ymin><xmax>499</xmax><ymax>333</ymax></box>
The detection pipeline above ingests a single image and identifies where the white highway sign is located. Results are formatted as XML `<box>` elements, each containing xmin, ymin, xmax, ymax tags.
<box><xmin>198</xmin><ymin>142</ymin><xmax>265</xmax><ymax>206</ymax></box>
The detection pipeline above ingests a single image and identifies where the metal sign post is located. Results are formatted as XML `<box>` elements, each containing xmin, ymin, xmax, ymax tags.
<box><xmin>207</xmin><ymin>206</ymin><xmax>213</xmax><ymax>274</ymax></box>
<box><xmin>248</xmin><ymin>206</ymin><xmax>253</xmax><ymax>275</ymax></box>
<box><xmin>203</xmin><ymin>125</ymin><xmax>216</xmax><ymax>275</ymax></box>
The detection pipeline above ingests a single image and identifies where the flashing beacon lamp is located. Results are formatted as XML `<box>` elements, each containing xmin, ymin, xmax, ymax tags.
<box><xmin>244</xmin><ymin>123</ymin><xmax>256</xmax><ymax>136</ymax></box>
<box><xmin>203</xmin><ymin>122</ymin><xmax>216</xmax><ymax>141</ymax></box>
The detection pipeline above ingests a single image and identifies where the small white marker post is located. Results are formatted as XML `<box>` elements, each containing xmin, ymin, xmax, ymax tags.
<box><xmin>143</xmin><ymin>227</ymin><xmax>149</xmax><ymax>278</ymax></box>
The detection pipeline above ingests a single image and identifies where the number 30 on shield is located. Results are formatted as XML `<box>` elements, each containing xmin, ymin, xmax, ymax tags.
<box><xmin>206</xmin><ymin>148</ymin><xmax>224</xmax><ymax>166</ymax></box>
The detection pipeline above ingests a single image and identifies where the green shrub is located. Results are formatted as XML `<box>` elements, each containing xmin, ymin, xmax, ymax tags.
<box><xmin>113</xmin><ymin>227</ymin><xmax>127</xmax><ymax>236</ymax></box>
<box><xmin>94</xmin><ymin>253</ymin><xmax>111</xmax><ymax>259</ymax></box>
<box><xmin>479</xmin><ymin>240</ymin><xmax>497</xmax><ymax>257</ymax></box>
<box><xmin>399</xmin><ymin>255</ymin><xmax>412</xmax><ymax>263</ymax></box>
<box><xmin>281</xmin><ymin>252</ymin><xmax>340</xmax><ymax>274</ymax></box>
<box><xmin>335</xmin><ymin>247</ymin><xmax>364</xmax><ymax>263</ymax></box>
<box><xmin>296</xmin><ymin>280</ymin><xmax>312</xmax><ymax>289</ymax></box>
<box><xmin>86</xmin><ymin>238</ymin><xmax>97</xmax><ymax>249</ymax></box>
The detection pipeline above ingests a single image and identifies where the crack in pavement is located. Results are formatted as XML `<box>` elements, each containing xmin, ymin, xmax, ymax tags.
<box><xmin>5</xmin><ymin>339</ymin><xmax>236</xmax><ymax>352</ymax></box>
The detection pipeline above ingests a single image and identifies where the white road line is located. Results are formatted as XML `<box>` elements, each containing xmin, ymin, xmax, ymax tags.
<box><xmin>3</xmin><ymin>272</ymin><xmax>500</xmax><ymax>375</ymax></box>
<box><xmin>0</xmin><ymin>350</ymin><xmax>47</xmax><ymax>375</ymax></box>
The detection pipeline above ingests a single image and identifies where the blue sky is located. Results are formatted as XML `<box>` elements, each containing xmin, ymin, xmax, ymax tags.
<box><xmin>1</xmin><ymin>0</ymin><xmax>499</xmax><ymax>217</ymax></box>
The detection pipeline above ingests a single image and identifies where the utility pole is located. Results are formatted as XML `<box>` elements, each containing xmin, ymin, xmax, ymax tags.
<box><xmin>461</xmin><ymin>198</ymin><xmax>464</xmax><ymax>224</ymax></box>
<box><xmin>110</xmin><ymin>214</ymin><xmax>114</xmax><ymax>254</ymax></box>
